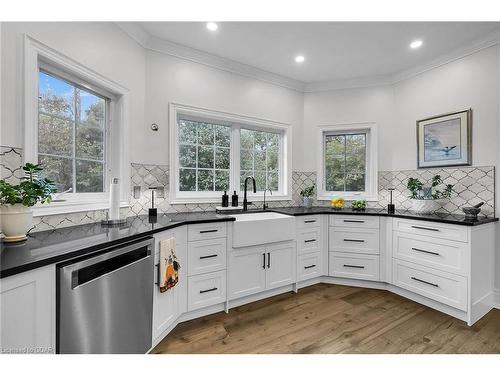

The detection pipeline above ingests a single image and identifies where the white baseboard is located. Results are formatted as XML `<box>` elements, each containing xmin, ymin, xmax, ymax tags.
<box><xmin>493</xmin><ymin>289</ymin><xmax>500</xmax><ymax>309</ymax></box>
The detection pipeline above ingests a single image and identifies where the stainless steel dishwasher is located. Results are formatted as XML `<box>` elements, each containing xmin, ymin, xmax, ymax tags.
<box><xmin>57</xmin><ymin>237</ymin><xmax>154</xmax><ymax>354</ymax></box>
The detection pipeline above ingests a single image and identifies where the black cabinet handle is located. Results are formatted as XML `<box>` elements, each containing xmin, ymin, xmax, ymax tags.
<box><xmin>155</xmin><ymin>263</ymin><xmax>160</xmax><ymax>286</ymax></box>
<box><xmin>199</xmin><ymin>287</ymin><xmax>218</xmax><ymax>294</ymax></box>
<box><xmin>200</xmin><ymin>229</ymin><xmax>218</xmax><ymax>234</ymax></box>
<box><xmin>343</xmin><ymin>239</ymin><xmax>365</xmax><ymax>243</ymax></box>
<box><xmin>304</xmin><ymin>264</ymin><xmax>316</xmax><ymax>269</ymax></box>
<box><xmin>304</xmin><ymin>219</ymin><xmax>317</xmax><ymax>223</ymax></box>
<box><xmin>200</xmin><ymin>254</ymin><xmax>218</xmax><ymax>259</ymax></box>
<box><xmin>304</xmin><ymin>239</ymin><xmax>317</xmax><ymax>243</ymax></box>
<box><xmin>263</xmin><ymin>253</ymin><xmax>266</xmax><ymax>269</ymax></box>
<box><xmin>411</xmin><ymin>276</ymin><xmax>439</xmax><ymax>288</ymax></box>
<box><xmin>411</xmin><ymin>247</ymin><xmax>440</xmax><ymax>256</ymax></box>
<box><xmin>344</xmin><ymin>220</ymin><xmax>365</xmax><ymax>223</ymax></box>
<box><xmin>267</xmin><ymin>252</ymin><xmax>271</xmax><ymax>268</ymax></box>
<box><xmin>411</xmin><ymin>225</ymin><xmax>439</xmax><ymax>232</ymax></box>
<box><xmin>343</xmin><ymin>264</ymin><xmax>365</xmax><ymax>269</ymax></box>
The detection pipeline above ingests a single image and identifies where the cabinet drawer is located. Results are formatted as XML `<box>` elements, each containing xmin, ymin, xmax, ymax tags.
<box><xmin>188</xmin><ymin>222</ymin><xmax>227</xmax><ymax>242</ymax></box>
<box><xmin>298</xmin><ymin>252</ymin><xmax>322</xmax><ymax>281</ymax></box>
<box><xmin>329</xmin><ymin>227</ymin><xmax>379</xmax><ymax>255</ymax></box>
<box><xmin>296</xmin><ymin>215</ymin><xmax>322</xmax><ymax>229</ymax></box>
<box><xmin>297</xmin><ymin>228</ymin><xmax>321</xmax><ymax>254</ymax></box>
<box><xmin>188</xmin><ymin>238</ymin><xmax>227</xmax><ymax>276</ymax></box>
<box><xmin>329</xmin><ymin>252</ymin><xmax>380</xmax><ymax>281</ymax></box>
<box><xmin>392</xmin><ymin>218</ymin><xmax>468</xmax><ymax>243</ymax></box>
<box><xmin>392</xmin><ymin>259</ymin><xmax>467</xmax><ymax>311</ymax></box>
<box><xmin>188</xmin><ymin>271</ymin><xmax>226</xmax><ymax>311</ymax></box>
<box><xmin>393</xmin><ymin>232</ymin><xmax>469</xmax><ymax>276</ymax></box>
<box><xmin>329</xmin><ymin>215</ymin><xmax>379</xmax><ymax>229</ymax></box>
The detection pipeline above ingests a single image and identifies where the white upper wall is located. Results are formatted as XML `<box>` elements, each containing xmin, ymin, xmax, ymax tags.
<box><xmin>0</xmin><ymin>22</ymin><xmax>146</xmax><ymax>162</ymax></box>
<box><xmin>143</xmin><ymin>49</ymin><xmax>304</xmax><ymax>167</ymax></box>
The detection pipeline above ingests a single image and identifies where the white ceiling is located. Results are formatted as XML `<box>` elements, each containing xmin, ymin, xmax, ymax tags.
<box><xmin>133</xmin><ymin>22</ymin><xmax>500</xmax><ymax>86</ymax></box>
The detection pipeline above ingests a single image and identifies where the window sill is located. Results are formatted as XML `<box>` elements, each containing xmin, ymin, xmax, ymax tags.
<box><xmin>317</xmin><ymin>193</ymin><xmax>378</xmax><ymax>202</ymax></box>
<box><xmin>33</xmin><ymin>200</ymin><xmax>130</xmax><ymax>217</ymax></box>
<box><xmin>170</xmin><ymin>193</ymin><xmax>292</xmax><ymax>205</ymax></box>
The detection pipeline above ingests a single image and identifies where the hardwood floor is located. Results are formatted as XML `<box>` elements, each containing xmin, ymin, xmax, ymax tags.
<box><xmin>151</xmin><ymin>284</ymin><xmax>500</xmax><ymax>354</ymax></box>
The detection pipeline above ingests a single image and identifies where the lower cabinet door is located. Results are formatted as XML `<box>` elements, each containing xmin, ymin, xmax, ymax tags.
<box><xmin>228</xmin><ymin>247</ymin><xmax>267</xmax><ymax>300</ymax></box>
<box><xmin>266</xmin><ymin>243</ymin><xmax>296</xmax><ymax>290</ymax></box>
<box><xmin>152</xmin><ymin>227</ymin><xmax>187</xmax><ymax>342</ymax></box>
<box><xmin>0</xmin><ymin>265</ymin><xmax>55</xmax><ymax>354</ymax></box>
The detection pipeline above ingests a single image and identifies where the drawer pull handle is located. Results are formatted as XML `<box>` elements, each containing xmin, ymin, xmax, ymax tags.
<box><xmin>200</xmin><ymin>287</ymin><xmax>218</xmax><ymax>294</ymax></box>
<box><xmin>343</xmin><ymin>264</ymin><xmax>365</xmax><ymax>269</ymax></box>
<box><xmin>411</xmin><ymin>225</ymin><xmax>439</xmax><ymax>232</ymax></box>
<box><xmin>343</xmin><ymin>239</ymin><xmax>365</xmax><ymax>243</ymax></box>
<box><xmin>200</xmin><ymin>254</ymin><xmax>218</xmax><ymax>259</ymax></box>
<box><xmin>411</xmin><ymin>277</ymin><xmax>439</xmax><ymax>288</ymax></box>
<box><xmin>200</xmin><ymin>229</ymin><xmax>218</xmax><ymax>234</ymax></box>
<box><xmin>411</xmin><ymin>247</ymin><xmax>440</xmax><ymax>256</ymax></box>
<box><xmin>304</xmin><ymin>239</ymin><xmax>317</xmax><ymax>243</ymax></box>
<box><xmin>344</xmin><ymin>220</ymin><xmax>365</xmax><ymax>223</ymax></box>
<box><xmin>304</xmin><ymin>219</ymin><xmax>317</xmax><ymax>223</ymax></box>
<box><xmin>304</xmin><ymin>264</ymin><xmax>316</xmax><ymax>269</ymax></box>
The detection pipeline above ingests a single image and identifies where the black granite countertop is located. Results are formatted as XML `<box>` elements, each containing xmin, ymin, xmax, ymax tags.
<box><xmin>1</xmin><ymin>207</ymin><xmax>497</xmax><ymax>279</ymax></box>
<box><xmin>0</xmin><ymin>212</ymin><xmax>235</xmax><ymax>278</ymax></box>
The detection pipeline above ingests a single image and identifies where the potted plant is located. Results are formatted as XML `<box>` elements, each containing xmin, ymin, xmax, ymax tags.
<box><xmin>0</xmin><ymin>163</ymin><xmax>56</xmax><ymax>242</ymax></box>
<box><xmin>300</xmin><ymin>183</ymin><xmax>315</xmax><ymax>208</ymax></box>
<box><xmin>407</xmin><ymin>175</ymin><xmax>454</xmax><ymax>214</ymax></box>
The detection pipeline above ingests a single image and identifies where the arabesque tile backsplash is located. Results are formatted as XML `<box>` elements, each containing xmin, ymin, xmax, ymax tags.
<box><xmin>1</xmin><ymin>145</ymin><xmax>495</xmax><ymax>232</ymax></box>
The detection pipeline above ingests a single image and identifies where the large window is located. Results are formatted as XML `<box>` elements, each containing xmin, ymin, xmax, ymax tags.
<box><xmin>317</xmin><ymin>124</ymin><xmax>378</xmax><ymax>201</ymax></box>
<box><xmin>171</xmin><ymin>105</ymin><xmax>291</xmax><ymax>203</ymax></box>
<box><xmin>38</xmin><ymin>69</ymin><xmax>107</xmax><ymax>193</ymax></box>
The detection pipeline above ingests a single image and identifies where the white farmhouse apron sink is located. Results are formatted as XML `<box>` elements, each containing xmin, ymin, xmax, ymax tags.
<box><xmin>230</xmin><ymin>212</ymin><xmax>295</xmax><ymax>248</ymax></box>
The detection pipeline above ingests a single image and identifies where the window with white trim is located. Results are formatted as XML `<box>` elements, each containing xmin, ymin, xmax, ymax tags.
<box><xmin>38</xmin><ymin>69</ymin><xmax>108</xmax><ymax>194</ymax></box>
<box><xmin>171</xmin><ymin>105</ymin><xmax>291</xmax><ymax>203</ymax></box>
<box><xmin>317</xmin><ymin>124</ymin><xmax>378</xmax><ymax>201</ymax></box>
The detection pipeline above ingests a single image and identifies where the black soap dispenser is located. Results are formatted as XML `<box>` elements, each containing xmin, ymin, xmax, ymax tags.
<box><xmin>222</xmin><ymin>191</ymin><xmax>229</xmax><ymax>207</ymax></box>
<box><xmin>231</xmin><ymin>191</ymin><xmax>239</xmax><ymax>207</ymax></box>
<box><xmin>387</xmin><ymin>188</ymin><xmax>395</xmax><ymax>214</ymax></box>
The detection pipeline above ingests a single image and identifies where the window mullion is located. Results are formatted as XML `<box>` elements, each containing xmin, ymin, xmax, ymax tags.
<box><xmin>72</xmin><ymin>87</ymin><xmax>78</xmax><ymax>193</ymax></box>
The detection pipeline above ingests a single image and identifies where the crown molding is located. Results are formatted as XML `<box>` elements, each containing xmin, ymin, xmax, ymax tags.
<box><xmin>116</xmin><ymin>22</ymin><xmax>500</xmax><ymax>94</ymax></box>
<box><xmin>391</xmin><ymin>29</ymin><xmax>500</xmax><ymax>84</ymax></box>
<box><xmin>116</xmin><ymin>22</ymin><xmax>305</xmax><ymax>92</ymax></box>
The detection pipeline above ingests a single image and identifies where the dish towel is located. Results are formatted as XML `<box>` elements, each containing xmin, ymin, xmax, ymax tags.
<box><xmin>159</xmin><ymin>237</ymin><xmax>180</xmax><ymax>293</ymax></box>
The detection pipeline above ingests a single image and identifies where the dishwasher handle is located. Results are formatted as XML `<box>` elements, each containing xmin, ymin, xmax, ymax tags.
<box><xmin>64</xmin><ymin>237</ymin><xmax>154</xmax><ymax>289</ymax></box>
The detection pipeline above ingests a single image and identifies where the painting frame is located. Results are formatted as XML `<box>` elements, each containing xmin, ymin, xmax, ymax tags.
<box><xmin>416</xmin><ymin>109</ymin><xmax>472</xmax><ymax>169</ymax></box>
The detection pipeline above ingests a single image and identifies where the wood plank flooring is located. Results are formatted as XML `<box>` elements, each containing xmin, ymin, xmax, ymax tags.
<box><xmin>151</xmin><ymin>284</ymin><xmax>500</xmax><ymax>354</ymax></box>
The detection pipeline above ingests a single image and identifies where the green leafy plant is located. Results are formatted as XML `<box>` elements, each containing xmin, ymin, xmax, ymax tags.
<box><xmin>407</xmin><ymin>175</ymin><xmax>454</xmax><ymax>200</ymax></box>
<box><xmin>351</xmin><ymin>200</ymin><xmax>366</xmax><ymax>210</ymax></box>
<box><xmin>300</xmin><ymin>183</ymin><xmax>315</xmax><ymax>198</ymax></box>
<box><xmin>0</xmin><ymin>163</ymin><xmax>57</xmax><ymax>207</ymax></box>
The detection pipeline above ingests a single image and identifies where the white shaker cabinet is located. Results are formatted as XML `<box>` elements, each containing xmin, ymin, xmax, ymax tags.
<box><xmin>265</xmin><ymin>243</ymin><xmax>296</xmax><ymax>290</ymax></box>
<box><xmin>152</xmin><ymin>226</ymin><xmax>188</xmax><ymax>344</ymax></box>
<box><xmin>0</xmin><ymin>265</ymin><xmax>55</xmax><ymax>354</ymax></box>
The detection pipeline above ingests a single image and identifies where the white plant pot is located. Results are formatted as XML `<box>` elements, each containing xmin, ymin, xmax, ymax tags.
<box><xmin>303</xmin><ymin>197</ymin><xmax>313</xmax><ymax>208</ymax></box>
<box><xmin>0</xmin><ymin>204</ymin><xmax>33</xmax><ymax>242</ymax></box>
<box><xmin>409</xmin><ymin>199</ymin><xmax>442</xmax><ymax>214</ymax></box>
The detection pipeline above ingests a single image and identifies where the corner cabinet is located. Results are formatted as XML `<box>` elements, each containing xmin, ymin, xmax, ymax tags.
<box><xmin>228</xmin><ymin>241</ymin><xmax>296</xmax><ymax>300</ymax></box>
<box><xmin>152</xmin><ymin>226</ymin><xmax>188</xmax><ymax>345</ymax></box>
<box><xmin>0</xmin><ymin>265</ymin><xmax>55</xmax><ymax>354</ymax></box>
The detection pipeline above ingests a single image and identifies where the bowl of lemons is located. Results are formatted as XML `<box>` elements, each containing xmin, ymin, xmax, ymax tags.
<box><xmin>331</xmin><ymin>197</ymin><xmax>345</xmax><ymax>210</ymax></box>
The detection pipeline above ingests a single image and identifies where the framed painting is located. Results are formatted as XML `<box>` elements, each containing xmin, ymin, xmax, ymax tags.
<box><xmin>417</xmin><ymin>109</ymin><xmax>472</xmax><ymax>168</ymax></box>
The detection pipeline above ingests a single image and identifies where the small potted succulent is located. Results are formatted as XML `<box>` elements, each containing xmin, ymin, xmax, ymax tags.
<box><xmin>300</xmin><ymin>183</ymin><xmax>315</xmax><ymax>208</ymax></box>
<box><xmin>407</xmin><ymin>175</ymin><xmax>454</xmax><ymax>214</ymax></box>
<box><xmin>351</xmin><ymin>199</ymin><xmax>367</xmax><ymax>211</ymax></box>
<box><xmin>0</xmin><ymin>163</ymin><xmax>56</xmax><ymax>242</ymax></box>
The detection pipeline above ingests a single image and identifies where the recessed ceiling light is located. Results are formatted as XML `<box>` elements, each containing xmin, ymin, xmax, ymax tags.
<box><xmin>206</xmin><ymin>22</ymin><xmax>218</xmax><ymax>31</ymax></box>
<box><xmin>410</xmin><ymin>40</ymin><xmax>423</xmax><ymax>49</ymax></box>
<box><xmin>295</xmin><ymin>55</ymin><xmax>305</xmax><ymax>63</ymax></box>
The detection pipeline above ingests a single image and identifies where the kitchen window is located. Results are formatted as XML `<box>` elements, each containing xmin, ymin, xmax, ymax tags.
<box><xmin>38</xmin><ymin>69</ymin><xmax>108</xmax><ymax>194</ymax></box>
<box><xmin>317</xmin><ymin>123</ymin><xmax>378</xmax><ymax>201</ymax></box>
<box><xmin>170</xmin><ymin>104</ymin><xmax>291</xmax><ymax>203</ymax></box>
<box><xmin>23</xmin><ymin>36</ymin><xmax>130</xmax><ymax>216</ymax></box>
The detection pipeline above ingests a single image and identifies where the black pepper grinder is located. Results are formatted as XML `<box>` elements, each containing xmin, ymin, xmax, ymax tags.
<box><xmin>231</xmin><ymin>191</ymin><xmax>239</xmax><ymax>207</ymax></box>
<box><xmin>387</xmin><ymin>188</ymin><xmax>395</xmax><ymax>214</ymax></box>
